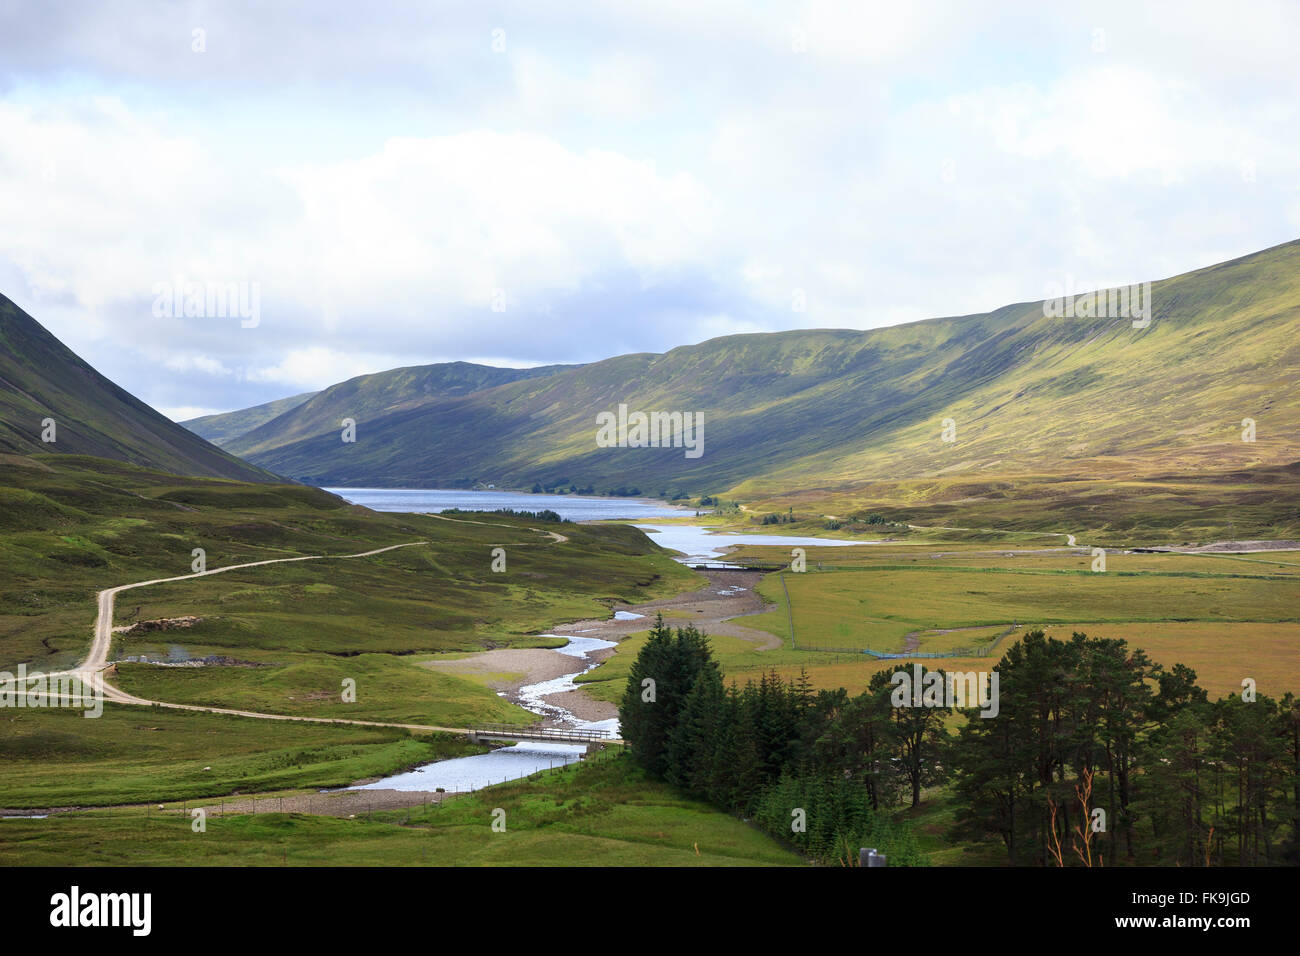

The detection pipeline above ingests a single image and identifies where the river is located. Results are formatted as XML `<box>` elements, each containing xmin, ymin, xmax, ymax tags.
<box><xmin>352</xmin><ymin>632</ymin><xmax>619</xmax><ymax>794</ymax></box>
<box><xmin>344</xmin><ymin>489</ymin><xmax>877</xmax><ymax>794</ymax></box>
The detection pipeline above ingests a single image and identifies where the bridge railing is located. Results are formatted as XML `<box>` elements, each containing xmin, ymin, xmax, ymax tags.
<box><xmin>473</xmin><ymin>722</ymin><xmax>615</xmax><ymax>742</ymax></box>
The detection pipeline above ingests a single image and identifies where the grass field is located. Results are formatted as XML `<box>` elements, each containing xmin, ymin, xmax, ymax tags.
<box><xmin>0</xmin><ymin>455</ymin><xmax>715</xmax><ymax>832</ymax></box>
<box><xmin>109</xmin><ymin>651</ymin><xmax>533</xmax><ymax>726</ymax></box>
<box><xmin>0</xmin><ymin>751</ymin><xmax>805</xmax><ymax>866</ymax></box>
<box><xmin>743</xmin><ymin>466</ymin><xmax>1300</xmax><ymax>547</ymax></box>
<box><xmin>0</xmin><ymin>703</ymin><xmax>481</xmax><ymax>809</ymax></box>
<box><xmin>579</xmin><ymin>542</ymin><xmax>1300</xmax><ymax>704</ymax></box>
<box><xmin>742</xmin><ymin>564</ymin><xmax>1300</xmax><ymax>655</ymax></box>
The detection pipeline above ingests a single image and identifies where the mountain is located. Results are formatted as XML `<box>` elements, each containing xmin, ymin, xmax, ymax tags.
<box><xmin>195</xmin><ymin>241</ymin><xmax>1300</xmax><ymax>507</ymax></box>
<box><xmin>0</xmin><ymin>294</ymin><xmax>279</xmax><ymax>482</ymax></box>
<box><xmin>182</xmin><ymin>391</ymin><xmax>317</xmax><ymax>446</ymax></box>
<box><xmin>223</xmin><ymin>361</ymin><xmax>579</xmax><ymax>457</ymax></box>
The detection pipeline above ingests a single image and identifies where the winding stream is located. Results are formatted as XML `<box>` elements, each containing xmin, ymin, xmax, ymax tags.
<box><xmin>350</xmin><ymin>499</ymin><xmax>877</xmax><ymax>794</ymax></box>
<box><xmin>353</xmin><ymin>634</ymin><xmax>618</xmax><ymax>793</ymax></box>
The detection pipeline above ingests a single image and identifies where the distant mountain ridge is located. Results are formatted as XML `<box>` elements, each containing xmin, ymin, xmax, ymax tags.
<box><xmin>211</xmin><ymin>361</ymin><xmax>581</xmax><ymax>456</ymax></box>
<box><xmin>0</xmin><ymin>294</ymin><xmax>278</xmax><ymax>483</ymax></box>
<box><xmin>210</xmin><ymin>240</ymin><xmax>1300</xmax><ymax>501</ymax></box>
<box><xmin>183</xmin><ymin>391</ymin><xmax>317</xmax><ymax>446</ymax></box>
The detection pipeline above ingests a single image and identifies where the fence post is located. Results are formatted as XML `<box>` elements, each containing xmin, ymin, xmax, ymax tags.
<box><xmin>859</xmin><ymin>847</ymin><xmax>887</xmax><ymax>867</ymax></box>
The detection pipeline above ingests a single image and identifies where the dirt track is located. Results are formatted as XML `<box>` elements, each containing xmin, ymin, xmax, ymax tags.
<box><xmin>0</xmin><ymin>541</ymin><xmax>476</xmax><ymax>734</ymax></box>
<box><xmin>196</xmin><ymin>787</ymin><xmax>450</xmax><ymax>818</ymax></box>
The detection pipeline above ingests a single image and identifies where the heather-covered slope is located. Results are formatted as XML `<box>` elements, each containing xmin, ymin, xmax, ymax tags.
<box><xmin>227</xmin><ymin>241</ymin><xmax>1300</xmax><ymax>501</ymax></box>
<box><xmin>0</xmin><ymin>295</ymin><xmax>278</xmax><ymax>482</ymax></box>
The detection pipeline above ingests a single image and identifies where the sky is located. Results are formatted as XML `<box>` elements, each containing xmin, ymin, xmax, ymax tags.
<box><xmin>2</xmin><ymin>0</ymin><xmax>1298</xmax><ymax>420</ymax></box>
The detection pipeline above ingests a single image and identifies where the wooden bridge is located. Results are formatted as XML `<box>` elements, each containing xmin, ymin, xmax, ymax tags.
<box><xmin>469</xmin><ymin>723</ymin><xmax>620</xmax><ymax>746</ymax></box>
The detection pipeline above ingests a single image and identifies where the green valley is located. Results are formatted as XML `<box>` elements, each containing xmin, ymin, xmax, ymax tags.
<box><xmin>187</xmin><ymin>241</ymin><xmax>1300</xmax><ymax>546</ymax></box>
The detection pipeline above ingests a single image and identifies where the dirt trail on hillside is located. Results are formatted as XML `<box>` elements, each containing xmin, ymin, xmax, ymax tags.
<box><xmin>0</xmin><ymin>541</ymin><xmax>478</xmax><ymax>736</ymax></box>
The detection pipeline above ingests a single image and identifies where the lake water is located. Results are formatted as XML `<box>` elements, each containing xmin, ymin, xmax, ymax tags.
<box><xmin>631</xmin><ymin>523</ymin><xmax>883</xmax><ymax>563</ymax></box>
<box><xmin>325</xmin><ymin>487</ymin><xmax>882</xmax><ymax>562</ymax></box>
<box><xmin>324</xmin><ymin>487</ymin><xmax>688</xmax><ymax>521</ymax></box>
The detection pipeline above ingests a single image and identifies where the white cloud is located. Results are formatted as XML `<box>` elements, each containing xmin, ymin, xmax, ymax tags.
<box><xmin>156</xmin><ymin>405</ymin><xmax>226</xmax><ymax>422</ymax></box>
<box><xmin>244</xmin><ymin>347</ymin><xmax>415</xmax><ymax>390</ymax></box>
<box><xmin>276</xmin><ymin>131</ymin><xmax>717</xmax><ymax>318</ymax></box>
<box><xmin>159</xmin><ymin>353</ymin><xmax>234</xmax><ymax>377</ymax></box>
<box><xmin>0</xmin><ymin>0</ymin><xmax>1297</xmax><ymax>415</ymax></box>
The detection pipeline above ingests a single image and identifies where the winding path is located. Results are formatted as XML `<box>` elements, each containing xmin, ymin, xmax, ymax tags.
<box><xmin>82</xmin><ymin>542</ymin><xmax>428</xmax><ymax>676</ymax></box>
<box><xmin>4</xmin><ymin>541</ymin><xmax>473</xmax><ymax>734</ymax></box>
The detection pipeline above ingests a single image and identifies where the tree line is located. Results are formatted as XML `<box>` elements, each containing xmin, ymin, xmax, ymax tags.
<box><xmin>618</xmin><ymin>615</ymin><xmax>1300</xmax><ymax>866</ymax></box>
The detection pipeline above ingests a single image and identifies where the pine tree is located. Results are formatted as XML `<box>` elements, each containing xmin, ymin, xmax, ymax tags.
<box><xmin>666</xmin><ymin>666</ymin><xmax>726</xmax><ymax>794</ymax></box>
<box><xmin>874</xmin><ymin>664</ymin><xmax>951</xmax><ymax>808</ymax></box>
<box><xmin>618</xmin><ymin>613</ymin><xmax>675</xmax><ymax>774</ymax></box>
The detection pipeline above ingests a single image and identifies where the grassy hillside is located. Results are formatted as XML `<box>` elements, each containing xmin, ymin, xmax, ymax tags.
<box><xmin>225</xmin><ymin>241</ymin><xmax>1300</xmax><ymax>536</ymax></box>
<box><xmin>0</xmin><ymin>294</ymin><xmax>278</xmax><ymax>482</ymax></box>
<box><xmin>747</xmin><ymin>460</ymin><xmax>1300</xmax><ymax>545</ymax></box>
<box><xmin>224</xmin><ymin>360</ymin><xmax>580</xmax><ymax>458</ymax></box>
<box><xmin>0</xmin><ymin>454</ymin><xmax>698</xmax><ymax>685</ymax></box>
<box><xmin>182</xmin><ymin>391</ymin><xmax>317</xmax><ymax>446</ymax></box>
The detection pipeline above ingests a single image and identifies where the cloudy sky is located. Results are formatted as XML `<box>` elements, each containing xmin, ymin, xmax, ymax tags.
<box><xmin>2</xmin><ymin>1</ymin><xmax>1297</xmax><ymax>420</ymax></box>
